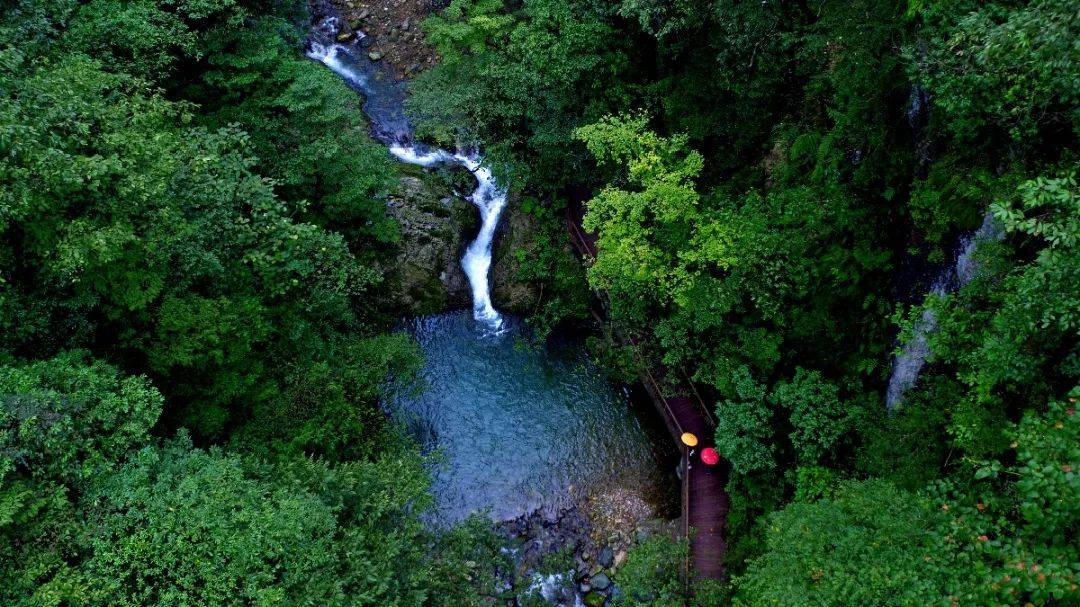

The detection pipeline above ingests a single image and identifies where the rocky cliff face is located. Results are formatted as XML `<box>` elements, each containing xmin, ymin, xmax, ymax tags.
<box><xmin>383</xmin><ymin>171</ymin><xmax>477</xmax><ymax>314</ymax></box>
<box><xmin>383</xmin><ymin>171</ymin><xmax>544</xmax><ymax>317</ymax></box>
<box><xmin>490</xmin><ymin>200</ymin><xmax>542</xmax><ymax>315</ymax></box>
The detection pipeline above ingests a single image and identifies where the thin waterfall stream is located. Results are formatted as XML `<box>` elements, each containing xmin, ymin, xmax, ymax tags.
<box><xmin>886</xmin><ymin>212</ymin><xmax>1003</xmax><ymax>410</ymax></box>
<box><xmin>306</xmin><ymin>28</ymin><xmax>505</xmax><ymax>326</ymax></box>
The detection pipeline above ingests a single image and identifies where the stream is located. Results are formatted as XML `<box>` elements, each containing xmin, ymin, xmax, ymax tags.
<box><xmin>304</xmin><ymin>5</ymin><xmax>677</xmax><ymax>597</ymax></box>
<box><xmin>307</xmin><ymin>14</ymin><xmax>505</xmax><ymax>327</ymax></box>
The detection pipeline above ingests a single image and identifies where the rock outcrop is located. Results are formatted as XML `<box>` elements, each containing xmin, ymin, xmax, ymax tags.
<box><xmin>380</xmin><ymin>169</ymin><xmax>547</xmax><ymax>318</ymax></box>
<box><xmin>383</xmin><ymin>171</ymin><xmax>477</xmax><ymax>314</ymax></box>
<box><xmin>490</xmin><ymin>199</ymin><xmax>542</xmax><ymax>315</ymax></box>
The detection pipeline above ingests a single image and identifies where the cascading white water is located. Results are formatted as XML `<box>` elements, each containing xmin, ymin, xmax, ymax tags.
<box><xmin>307</xmin><ymin>42</ymin><xmax>506</xmax><ymax>327</ymax></box>
<box><xmin>527</xmin><ymin>572</ymin><xmax>585</xmax><ymax>607</ymax></box>
<box><xmin>456</xmin><ymin>155</ymin><xmax>507</xmax><ymax>325</ymax></box>
<box><xmin>392</xmin><ymin>144</ymin><xmax>507</xmax><ymax>326</ymax></box>
<box><xmin>885</xmin><ymin>212</ymin><xmax>1002</xmax><ymax>410</ymax></box>
<box><xmin>307</xmin><ymin>41</ymin><xmax>366</xmax><ymax>87</ymax></box>
<box><xmin>387</xmin><ymin>143</ymin><xmax>452</xmax><ymax>166</ymax></box>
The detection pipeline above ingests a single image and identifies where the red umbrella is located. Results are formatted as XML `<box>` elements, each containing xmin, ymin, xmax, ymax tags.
<box><xmin>700</xmin><ymin>447</ymin><xmax>719</xmax><ymax>466</ymax></box>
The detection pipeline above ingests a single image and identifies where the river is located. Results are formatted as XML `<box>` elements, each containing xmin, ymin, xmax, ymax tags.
<box><xmin>304</xmin><ymin>0</ymin><xmax>676</xmax><ymax>537</ymax></box>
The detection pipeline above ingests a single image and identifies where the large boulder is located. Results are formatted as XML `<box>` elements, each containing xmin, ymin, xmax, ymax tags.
<box><xmin>383</xmin><ymin>173</ymin><xmax>477</xmax><ymax>314</ymax></box>
<box><xmin>597</xmin><ymin>546</ymin><xmax>614</xmax><ymax>568</ymax></box>
<box><xmin>590</xmin><ymin>572</ymin><xmax>611</xmax><ymax>591</ymax></box>
<box><xmin>382</xmin><ymin>171</ymin><xmax>545</xmax><ymax>317</ymax></box>
<box><xmin>490</xmin><ymin>198</ymin><xmax>542</xmax><ymax>314</ymax></box>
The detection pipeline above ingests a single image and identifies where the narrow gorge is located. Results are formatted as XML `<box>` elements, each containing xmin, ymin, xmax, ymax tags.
<box><xmin>306</xmin><ymin>4</ymin><xmax>681</xmax><ymax>603</ymax></box>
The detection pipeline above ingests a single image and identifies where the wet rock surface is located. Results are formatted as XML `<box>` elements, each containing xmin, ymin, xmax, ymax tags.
<box><xmin>383</xmin><ymin>171</ymin><xmax>477</xmax><ymax>314</ymax></box>
<box><xmin>498</xmin><ymin>493</ymin><xmax>679</xmax><ymax>606</ymax></box>
<box><xmin>330</xmin><ymin>0</ymin><xmax>440</xmax><ymax>79</ymax></box>
<box><xmin>490</xmin><ymin>200</ymin><xmax>542</xmax><ymax>315</ymax></box>
<box><xmin>597</xmin><ymin>546</ymin><xmax>614</xmax><ymax>568</ymax></box>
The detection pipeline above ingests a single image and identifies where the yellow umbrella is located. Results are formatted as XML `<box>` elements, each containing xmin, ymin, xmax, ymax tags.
<box><xmin>680</xmin><ymin>432</ymin><xmax>699</xmax><ymax>447</ymax></box>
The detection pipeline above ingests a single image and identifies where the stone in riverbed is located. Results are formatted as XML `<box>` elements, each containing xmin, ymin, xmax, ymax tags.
<box><xmin>591</xmin><ymin>573</ymin><xmax>611</xmax><ymax>591</ymax></box>
<box><xmin>614</xmin><ymin>549</ymin><xmax>627</xmax><ymax>569</ymax></box>
<box><xmin>368</xmin><ymin>50</ymin><xmax>382</xmax><ymax>61</ymax></box>
<box><xmin>336</xmin><ymin>30</ymin><xmax>354</xmax><ymax>42</ymax></box>
<box><xmin>583</xmin><ymin>591</ymin><xmax>607</xmax><ymax>606</ymax></box>
<box><xmin>597</xmin><ymin>546</ymin><xmax>614</xmax><ymax>568</ymax></box>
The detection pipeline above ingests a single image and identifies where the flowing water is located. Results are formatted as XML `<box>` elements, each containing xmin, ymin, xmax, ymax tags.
<box><xmin>886</xmin><ymin>212</ymin><xmax>1003</xmax><ymax>410</ymax></box>
<box><xmin>304</xmin><ymin>7</ymin><xmax>675</xmax><ymax>528</ymax></box>
<box><xmin>387</xmin><ymin>145</ymin><xmax>506</xmax><ymax>325</ymax></box>
<box><xmin>392</xmin><ymin>312</ymin><xmax>673</xmax><ymax>524</ymax></box>
<box><xmin>306</xmin><ymin>24</ymin><xmax>505</xmax><ymax>326</ymax></box>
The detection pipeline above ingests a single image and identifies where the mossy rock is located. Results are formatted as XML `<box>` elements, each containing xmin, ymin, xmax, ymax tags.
<box><xmin>383</xmin><ymin>173</ymin><xmax>478</xmax><ymax>315</ymax></box>
<box><xmin>583</xmin><ymin>590</ymin><xmax>607</xmax><ymax>607</ymax></box>
<box><xmin>490</xmin><ymin>197</ymin><xmax>542</xmax><ymax>314</ymax></box>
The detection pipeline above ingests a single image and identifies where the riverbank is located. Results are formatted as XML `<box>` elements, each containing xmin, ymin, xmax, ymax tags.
<box><xmin>502</xmin><ymin>504</ymin><xmax>681</xmax><ymax>606</ymax></box>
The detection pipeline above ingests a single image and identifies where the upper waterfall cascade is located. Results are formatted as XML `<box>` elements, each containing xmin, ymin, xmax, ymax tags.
<box><xmin>306</xmin><ymin>36</ymin><xmax>507</xmax><ymax>327</ymax></box>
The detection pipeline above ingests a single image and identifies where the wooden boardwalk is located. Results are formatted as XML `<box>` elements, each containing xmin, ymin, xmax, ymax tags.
<box><xmin>669</xmin><ymin>394</ymin><xmax>727</xmax><ymax>580</ymax></box>
<box><xmin>565</xmin><ymin>205</ymin><xmax>728</xmax><ymax>582</ymax></box>
<box><xmin>641</xmin><ymin>383</ymin><xmax>728</xmax><ymax>581</ymax></box>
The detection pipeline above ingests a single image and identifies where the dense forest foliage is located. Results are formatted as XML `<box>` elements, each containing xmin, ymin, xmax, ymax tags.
<box><xmin>1</xmin><ymin>0</ymin><xmax>1077</xmax><ymax>605</ymax></box>
<box><xmin>411</xmin><ymin>0</ymin><xmax>1078</xmax><ymax>603</ymax></box>
<box><xmin>0</xmin><ymin>0</ymin><xmax>514</xmax><ymax>604</ymax></box>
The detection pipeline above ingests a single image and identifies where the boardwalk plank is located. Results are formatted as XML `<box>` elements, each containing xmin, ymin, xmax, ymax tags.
<box><xmin>669</xmin><ymin>396</ymin><xmax>727</xmax><ymax>580</ymax></box>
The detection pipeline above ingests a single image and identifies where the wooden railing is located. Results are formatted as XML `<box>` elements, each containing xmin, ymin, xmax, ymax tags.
<box><xmin>565</xmin><ymin>204</ymin><xmax>718</xmax><ymax>593</ymax></box>
<box><xmin>636</xmin><ymin>361</ymin><xmax>692</xmax><ymax>596</ymax></box>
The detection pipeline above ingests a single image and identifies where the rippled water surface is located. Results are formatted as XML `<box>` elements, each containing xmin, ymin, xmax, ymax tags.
<box><xmin>390</xmin><ymin>312</ymin><xmax>674</xmax><ymax>523</ymax></box>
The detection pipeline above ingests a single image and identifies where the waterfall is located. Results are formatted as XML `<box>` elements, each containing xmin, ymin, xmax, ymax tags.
<box><xmin>306</xmin><ymin>34</ymin><xmax>506</xmax><ymax>328</ymax></box>
<box><xmin>906</xmin><ymin>84</ymin><xmax>932</xmax><ymax>172</ymax></box>
<box><xmin>390</xmin><ymin>143</ymin><xmax>507</xmax><ymax>325</ymax></box>
<box><xmin>885</xmin><ymin>212</ymin><xmax>1003</xmax><ymax>410</ymax></box>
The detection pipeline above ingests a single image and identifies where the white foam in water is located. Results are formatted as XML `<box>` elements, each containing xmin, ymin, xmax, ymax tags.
<box><xmin>526</xmin><ymin>572</ymin><xmax>585</xmax><ymax>607</ymax></box>
<box><xmin>306</xmin><ymin>42</ymin><xmax>367</xmax><ymax>88</ymax></box>
<box><xmin>309</xmin><ymin>41</ymin><xmax>508</xmax><ymax>328</ymax></box>
<box><xmin>389</xmin><ymin>143</ymin><xmax>507</xmax><ymax>328</ymax></box>
<box><xmin>455</xmin><ymin>153</ymin><xmax>507</xmax><ymax>327</ymax></box>
<box><xmin>388</xmin><ymin>143</ymin><xmax>452</xmax><ymax>166</ymax></box>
